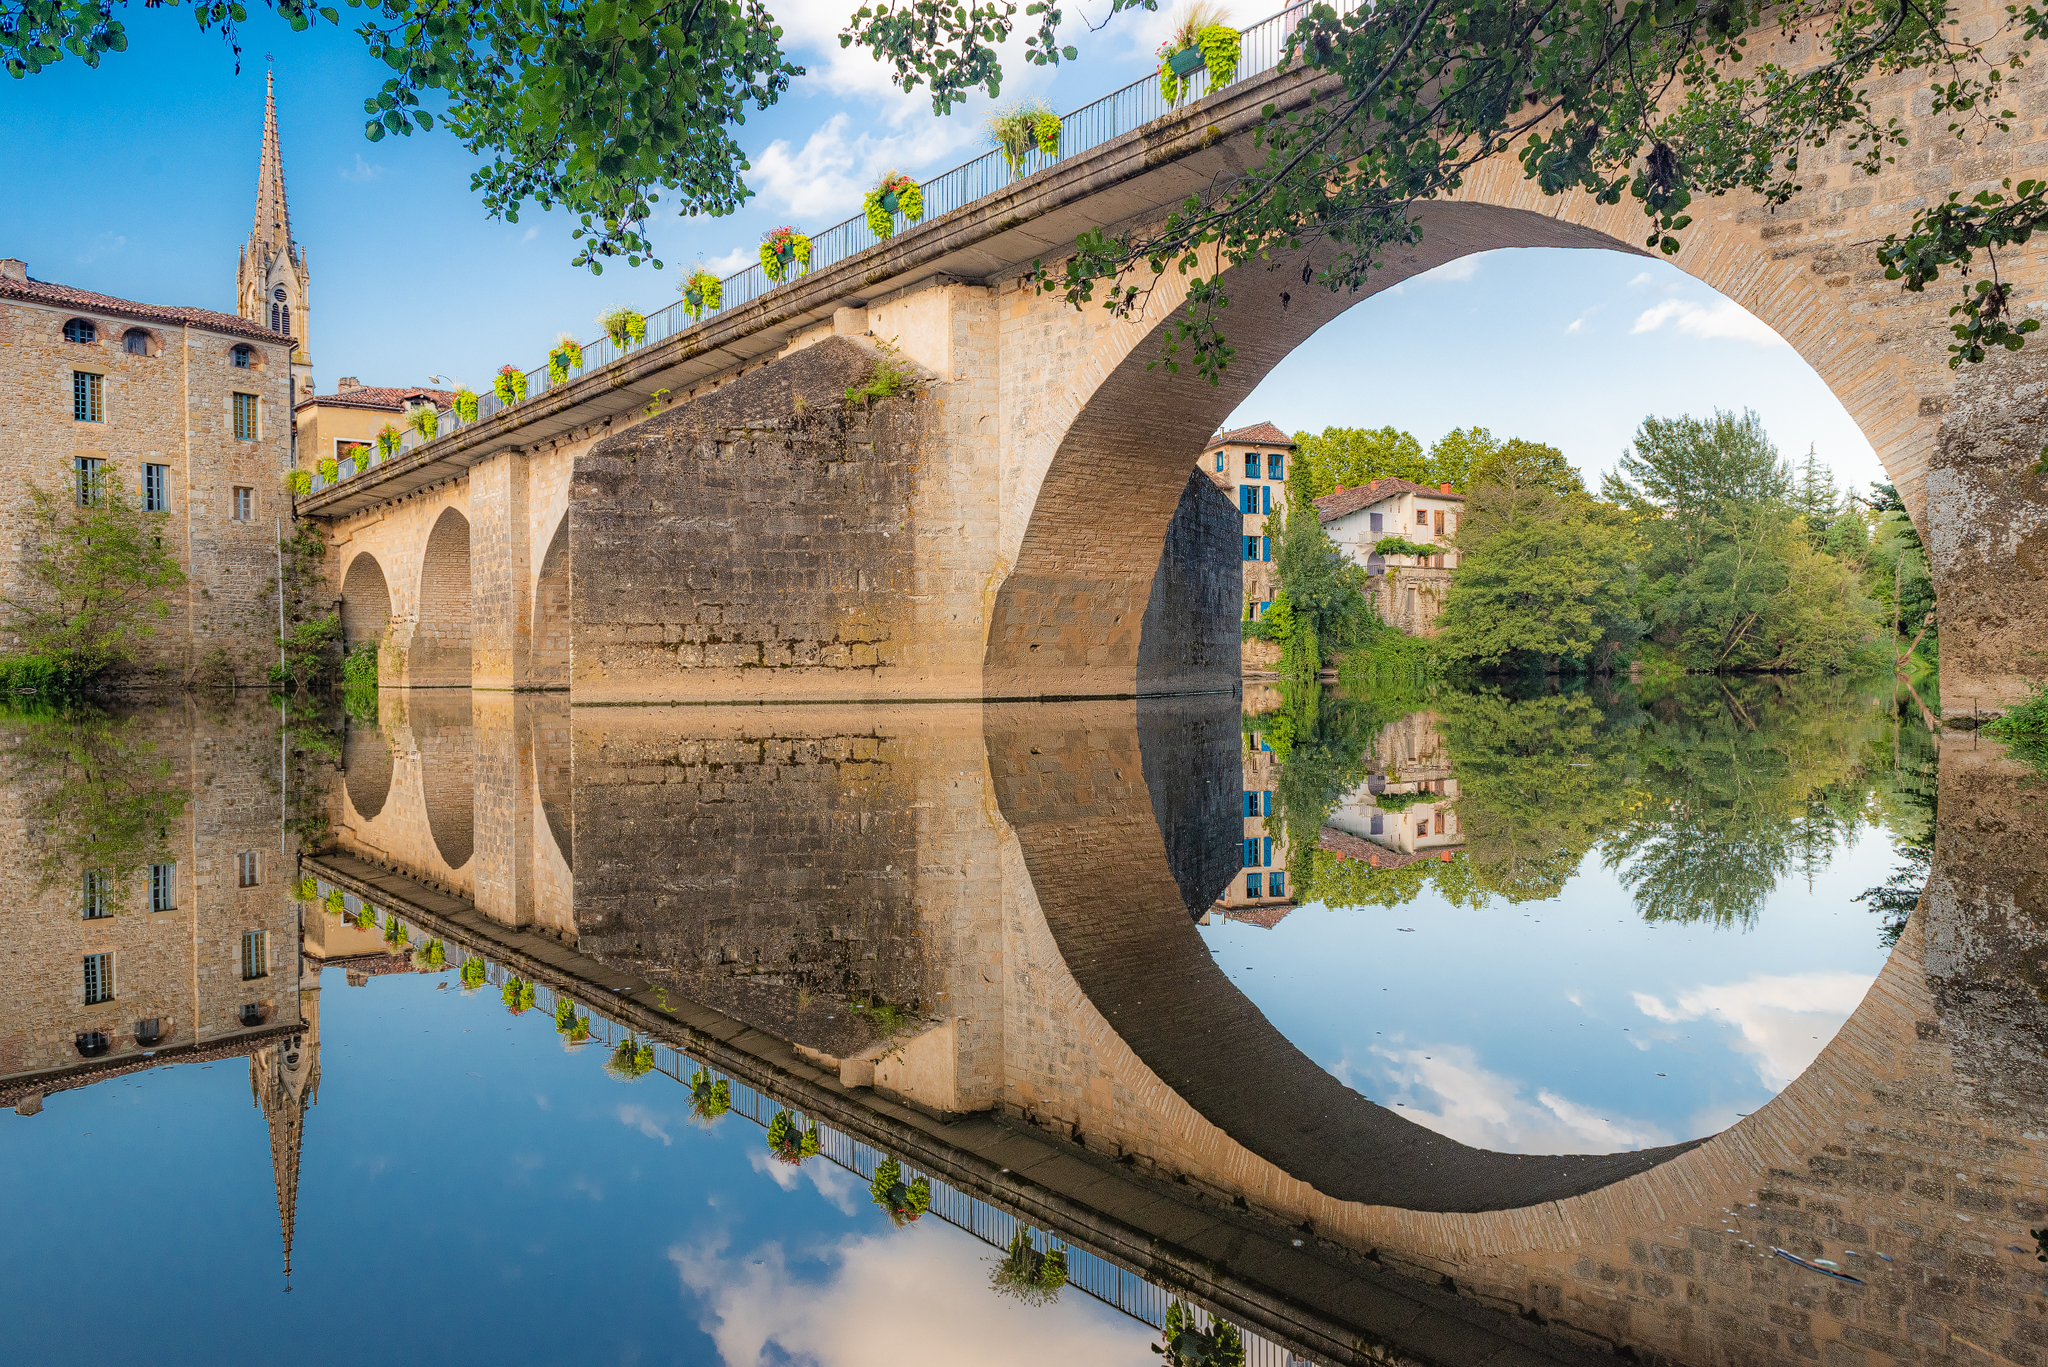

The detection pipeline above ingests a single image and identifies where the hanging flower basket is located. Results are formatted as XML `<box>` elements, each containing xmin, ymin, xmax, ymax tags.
<box><xmin>987</xmin><ymin>100</ymin><xmax>1062</xmax><ymax>177</ymax></box>
<box><xmin>759</xmin><ymin>226</ymin><xmax>814</xmax><ymax>283</ymax></box>
<box><xmin>376</xmin><ymin>422</ymin><xmax>403</xmax><ymax>458</ymax></box>
<box><xmin>868</xmin><ymin>1157</ymin><xmax>933</xmax><ymax>1225</ymax></box>
<box><xmin>494</xmin><ymin>365</ymin><xmax>527</xmax><ymax>405</ymax></box>
<box><xmin>501</xmin><ymin>976</ymin><xmax>536</xmax><ymax>1014</ymax></box>
<box><xmin>605</xmin><ymin>1036</ymin><xmax>656</xmax><ymax>1081</ymax></box>
<box><xmin>681</xmin><ymin>268</ymin><xmax>724</xmax><ymax>321</ymax></box>
<box><xmin>451</xmin><ymin>387</ymin><xmax>479</xmax><ymax>423</ymax></box>
<box><xmin>460</xmin><ymin>957</ymin><xmax>487</xmax><ymax>990</ymax></box>
<box><xmin>1157</xmin><ymin>4</ymin><xmax>1240</xmax><ymax>105</ymax></box>
<box><xmin>316</xmin><ymin>455</ymin><xmax>339</xmax><ymax>484</ymax></box>
<box><xmin>864</xmin><ymin>172</ymin><xmax>925</xmax><ymax>240</ymax></box>
<box><xmin>407</xmin><ymin>406</ymin><xmax>438</xmax><ymax>442</ymax></box>
<box><xmin>284</xmin><ymin>469</ymin><xmax>312</xmax><ymax>497</ymax></box>
<box><xmin>547</xmin><ymin>333</ymin><xmax>584</xmax><ymax>385</ymax></box>
<box><xmin>553</xmin><ymin>995</ymin><xmax>590</xmax><ymax>1042</ymax></box>
<box><xmin>599</xmin><ymin>306</ymin><xmax>647</xmax><ymax>349</ymax></box>
<box><xmin>766</xmin><ymin>1109</ymin><xmax>823</xmax><ymax>1164</ymax></box>
<box><xmin>689</xmin><ymin>1067</ymin><xmax>732</xmax><ymax>1119</ymax></box>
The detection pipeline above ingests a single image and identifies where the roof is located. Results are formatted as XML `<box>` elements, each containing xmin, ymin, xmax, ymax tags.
<box><xmin>1210</xmin><ymin>421</ymin><xmax>1296</xmax><ymax>449</ymax></box>
<box><xmin>1314</xmin><ymin>477</ymin><xmax>1465</xmax><ymax>523</ymax></box>
<box><xmin>296</xmin><ymin>386</ymin><xmax>454</xmax><ymax>414</ymax></box>
<box><xmin>0</xmin><ymin>272</ymin><xmax>284</xmax><ymax>344</ymax></box>
<box><xmin>1317</xmin><ymin>826</ymin><xmax>1454</xmax><ymax>871</ymax></box>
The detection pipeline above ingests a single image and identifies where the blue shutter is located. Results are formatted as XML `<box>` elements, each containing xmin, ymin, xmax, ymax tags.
<box><xmin>1261</xmin><ymin>485</ymin><xmax>1271</xmax><ymax>515</ymax></box>
<box><xmin>1264</xmin><ymin>836</ymin><xmax>1273</xmax><ymax>866</ymax></box>
<box><xmin>1262</xmin><ymin>536</ymin><xmax>1271</xmax><ymax>561</ymax></box>
<box><xmin>1263</xmin><ymin>790</ymin><xmax>1273</xmax><ymax>816</ymax></box>
<box><xmin>1271</xmin><ymin>871</ymin><xmax>1285</xmax><ymax>897</ymax></box>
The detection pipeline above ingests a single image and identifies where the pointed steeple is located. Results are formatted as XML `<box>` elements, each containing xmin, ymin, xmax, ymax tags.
<box><xmin>251</xmin><ymin>67</ymin><xmax>293</xmax><ymax>265</ymax></box>
<box><xmin>250</xmin><ymin>983</ymin><xmax>321</xmax><ymax>1290</ymax></box>
<box><xmin>237</xmin><ymin>62</ymin><xmax>313</xmax><ymax>391</ymax></box>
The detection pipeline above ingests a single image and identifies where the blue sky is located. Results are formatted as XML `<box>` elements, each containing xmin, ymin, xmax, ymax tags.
<box><xmin>1</xmin><ymin>2</ymin><xmax>1883</xmax><ymax>494</ymax></box>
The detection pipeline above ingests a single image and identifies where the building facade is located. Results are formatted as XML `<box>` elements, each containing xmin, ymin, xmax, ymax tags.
<box><xmin>0</xmin><ymin>262</ymin><xmax>295</xmax><ymax>683</ymax></box>
<box><xmin>1315</xmin><ymin>477</ymin><xmax>1466</xmax><ymax>635</ymax></box>
<box><xmin>294</xmin><ymin>381</ymin><xmax>453</xmax><ymax>475</ymax></box>
<box><xmin>1211</xmin><ymin>692</ymin><xmax>1296</xmax><ymax>925</ymax></box>
<box><xmin>1196</xmin><ymin>421</ymin><xmax>1293</xmax><ymax>616</ymax></box>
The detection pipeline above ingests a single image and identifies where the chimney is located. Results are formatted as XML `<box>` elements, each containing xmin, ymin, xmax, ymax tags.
<box><xmin>1440</xmin><ymin>482</ymin><xmax>1452</xmax><ymax>493</ymax></box>
<box><xmin>336</xmin><ymin>377</ymin><xmax>360</xmax><ymax>393</ymax></box>
<box><xmin>0</xmin><ymin>259</ymin><xmax>26</xmax><ymax>282</ymax></box>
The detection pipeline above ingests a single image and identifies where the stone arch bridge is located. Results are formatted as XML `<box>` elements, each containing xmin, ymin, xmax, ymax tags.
<box><xmin>304</xmin><ymin>0</ymin><xmax>2048</xmax><ymax>713</ymax></box>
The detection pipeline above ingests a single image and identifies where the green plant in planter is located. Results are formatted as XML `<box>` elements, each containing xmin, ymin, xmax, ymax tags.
<box><xmin>323</xmin><ymin>887</ymin><xmax>345</xmax><ymax>916</ymax></box>
<box><xmin>415</xmin><ymin>938</ymin><xmax>446</xmax><ymax>969</ymax></box>
<box><xmin>284</xmin><ymin>469</ymin><xmax>312</xmax><ymax>497</ymax></box>
<box><xmin>406</xmin><ymin>406</ymin><xmax>438</xmax><ymax>442</ymax></box>
<box><xmin>868</xmin><ymin>1157</ymin><xmax>933</xmax><ymax>1225</ymax></box>
<box><xmin>553</xmin><ymin>994</ymin><xmax>591</xmax><ymax>1041</ymax></box>
<box><xmin>759</xmin><ymin>227</ymin><xmax>813</xmax><ymax>283</ymax></box>
<box><xmin>460</xmin><ymin>956</ymin><xmax>487</xmax><ymax>990</ymax></box>
<box><xmin>863</xmin><ymin>172</ymin><xmax>924</xmax><ymax>240</ymax></box>
<box><xmin>987</xmin><ymin>100</ymin><xmax>1059</xmax><ymax>176</ymax></box>
<box><xmin>376</xmin><ymin>423</ymin><xmax>403</xmax><ymax>459</ymax></box>
<box><xmin>990</xmin><ymin>1227</ymin><xmax>1069</xmax><ymax>1305</ymax></box>
<box><xmin>1372</xmin><ymin>787</ymin><xmax>1445</xmax><ymax>813</ymax></box>
<box><xmin>383</xmin><ymin>915</ymin><xmax>409</xmax><ymax>947</ymax></box>
<box><xmin>599</xmin><ymin>306</ymin><xmax>647</xmax><ymax>349</ymax></box>
<box><xmin>1156</xmin><ymin>2</ymin><xmax>1237</xmax><ymax>105</ymax></box>
<box><xmin>316</xmin><ymin>455</ymin><xmax>339</xmax><ymax>484</ymax></box>
<box><xmin>766</xmin><ymin>1109</ymin><xmax>822</xmax><ymax>1164</ymax></box>
<box><xmin>290</xmin><ymin>876</ymin><xmax>318</xmax><ymax>902</ymax></box>
<box><xmin>606</xmin><ymin>1036</ymin><xmax>656</xmax><ymax>1081</ymax></box>
<box><xmin>681</xmin><ymin>268</ymin><xmax>724</xmax><ymax>321</ymax></box>
<box><xmin>547</xmin><ymin>334</ymin><xmax>584</xmax><ymax>385</ymax></box>
<box><xmin>494</xmin><ymin>365</ymin><xmax>527</xmax><ymax>405</ymax></box>
<box><xmin>501</xmin><ymin>976</ymin><xmax>536</xmax><ymax>1013</ymax></box>
<box><xmin>1159</xmin><ymin>1301</ymin><xmax>1246</xmax><ymax>1367</ymax></box>
<box><xmin>354</xmin><ymin>904</ymin><xmax>376</xmax><ymax>929</ymax></box>
<box><xmin>689</xmin><ymin>1066</ymin><xmax>732</xmax><ymax>1119</ymax></box>
<box><xmin>1373</xmin><ymin>535</ymin><xmax>1441</xmax><ymax>560</ymax></box>
<box><xmin>451</xmin><ymin>387</ymin><xmax>479</xmax><ymax>423</ymax></box>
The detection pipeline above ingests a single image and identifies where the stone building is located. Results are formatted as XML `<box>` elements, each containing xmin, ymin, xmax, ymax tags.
<box><xmin>1321</xmin><ymin>710</ymin><xmax>1464</xmax><ymax>865</ymax></box>
<box><xmin>236</xmin><ymin>70</ymin><xmax>313</xmax><ymax>403</ymax></box>
<box><xmin>1315</xmin><ymin>477</ymin><xmax>1465</xmax><ymax>635</ymax></box>
<box><xmin>294</xmin><ymin>381</ymin><xmax>454</xmax><ymax>474</ymax></box>
<box><xmin>0</xmin><ymin>259</ymin><xmax>294</xmax><ymax>683</ymax></box>
<box><xmin>1212</xmin><ymin>709</ymin><xmax>1294</xmax><ymax>922</ymax></box>
<box><xmin>1196</xmin><ymin>421</ymin><xmax>1294</xmax><ymax>616</ymax></box>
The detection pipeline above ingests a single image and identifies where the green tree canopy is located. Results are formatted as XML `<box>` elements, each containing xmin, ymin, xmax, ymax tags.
<box><xmin>1468</xmin><ymin>437</ymin><xmax>1584</xmax><ymax>498</ymax></box>
<box><xmin>1424</xmin><ymin>426</ymin><xmax>1495</xmax><ymax>491</ymax></box>
<box><xmin>1605</xmin><ymin>409</ymin><xmax>1789</xmax><ymax>577</ymax></box>
<box><xmin>1290</xmin><ymin>426</ymin><xmax>1426</xmax><ymax>502</ymax></box>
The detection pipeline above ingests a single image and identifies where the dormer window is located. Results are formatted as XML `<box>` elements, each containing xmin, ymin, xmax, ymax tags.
<box><xmin>63</xmin><ymin>318</ymin><xmax>96</xmax><ymax>344</ymax></box>
<box><xmin>231</xmin><ymin>345</ymin><xmax>255</xmax><ymax>369</ymax></box>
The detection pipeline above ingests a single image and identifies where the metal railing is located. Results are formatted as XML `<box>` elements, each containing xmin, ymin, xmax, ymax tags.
<box><xmin>306</xmin><ymin>884</ymin><xmax>1309</xmax><ymax>1363</ymax></box>
<box><xmin>307</xmin><ymin>4</ymin><xmax>1315</xmax><ymax>497</ymax></box>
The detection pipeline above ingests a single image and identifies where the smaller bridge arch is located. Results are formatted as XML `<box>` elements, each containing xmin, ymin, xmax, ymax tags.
<box><xmin>412</xmin><ymin>508</ymin><xmax>474</xmax><ymax>687</ymax></box>
<box><xmin>533</xmin><ymin>514</ymin><xmax>571</xmax><ymax>688</ymax></box>
<box><xmin>339</xmin><ymin>552</ymin><xmax>392</xmax><ymax>653</ymax></box>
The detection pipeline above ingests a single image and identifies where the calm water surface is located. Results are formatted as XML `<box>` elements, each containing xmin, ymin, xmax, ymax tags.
<box><xmin>5</xmin><ymin>673</ymin><xmax>2018</xmax><ymax>1367</ymax></box>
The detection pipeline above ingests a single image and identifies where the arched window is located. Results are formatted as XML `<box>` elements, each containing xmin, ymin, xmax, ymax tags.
<box><xmin>231</xmin><ymin>345</ymin><xmax>255</xmax><ymax>370</ymax></box>
<box><xmin>270</xmin><ymin>303</ymin><xmax>281</xmax><ymax>334</ymax></box>
<box><xmin>123</xmin><ymin>328</ymin><xmax>150</xmax><ymax>356</ymax></box>
<box><xmin>63</xmin><ymin>318</ymin><xmax>96</xmax><ymax>344</ymax></box>
<box><xmin>281</xmin><ymin>304</ymin><xmax>291</xmax><ymax>339</ymax></box>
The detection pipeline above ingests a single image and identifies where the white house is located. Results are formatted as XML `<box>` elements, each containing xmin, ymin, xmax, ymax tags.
<box><xmin>1313</xmin><ymin>478</ymin><xmax>1466</xmax><ymax>634</ymax></box>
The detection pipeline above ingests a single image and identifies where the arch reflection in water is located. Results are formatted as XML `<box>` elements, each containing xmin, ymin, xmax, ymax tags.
<box><xmin>308</xmin><ymin>680</ymin><xmax>2048</xmax><ymax>1365</ymax></box>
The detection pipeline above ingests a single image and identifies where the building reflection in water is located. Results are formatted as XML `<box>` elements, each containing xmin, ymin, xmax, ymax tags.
<box><xmin>5</xmin><ymin>683</ymin><xmax>2043</xmax><ymax>1367</ymax></box>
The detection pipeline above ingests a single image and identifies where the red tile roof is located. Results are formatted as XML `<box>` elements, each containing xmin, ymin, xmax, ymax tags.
<box><xmin>1211</xmin><ymin>421</ymin><xmax>1295</xmax><ymax>449</ymax></box>
<box><xmin>1313</xmin><ymin>477</ymin><xmax>1464</xmax><ymax>523</ymax></box>
<box><xmin>1317</xmin><ymin>826</ymin><xmax>1457</xmax><ymax>870</ymax></box>
<box><xmin>296</xmin><ymin>386</ymin><xmax>454</xmax><ymax>414</ymax></box>
<box><xmin>0</xmin><ymin>271</ymin><xmax>283</xmax><ymax>344</ymax></box>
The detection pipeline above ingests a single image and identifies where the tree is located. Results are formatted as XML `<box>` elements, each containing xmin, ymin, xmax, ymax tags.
<box><xmin>1424</xmin><ymin>426</ymin><xmax>1497</xmax><ymax>491</ymax></box>
<box><xmin>1469</xmin><ymin>438</ymin><xmax>1583</xmax><ymax>498</ymax></box>
<box><xmin>1605</xmin><ymin>410</ymin><xmax>1789</xmax><ymax>578</ymax></box>
<box><xmin>1793</xmin><ymin>446</ymin><xmax>1840</xmax><ymax>547</ymax></box>
<box><xmin>1268</xmin><ymin>499</ymin><xmax>1376</xmax><ymax>679</ymax></box>
<box><xmin>1436</xmin><ymin>476</ymin><xmax>1641</xmax><ymax>672</ymax></box>
<box><xmin>1290</xmin><ymin>426</ymin><xmax>1426</xmax><ymax>503</ymax></box>
<box><xmin>2</xmin><ymin>466</ymin><xmax>185</xmax><ymax>684</ymax></box>
<box><xmin>1656</xmin><ymin>506</ymin><xmax>1881</xmax><ymax>672</ymax></box>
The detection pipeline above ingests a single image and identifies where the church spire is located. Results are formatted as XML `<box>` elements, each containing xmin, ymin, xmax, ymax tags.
<box><xmin>252</xmin><ymin>67</ymin><xmax>293</xmax><ymax>264</ymax></box>
<box><xmin>237</xmin><ymin>62</ymin><xmax>313</xmax><ymax>394</ymax></box>
<box><xmin>250</xmin><ymin>981</ymin><xmax>320</xmax><ymax>1290</ymax></box>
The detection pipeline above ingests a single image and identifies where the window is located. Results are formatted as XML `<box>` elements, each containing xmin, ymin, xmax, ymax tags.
<box><xmin>84</xmin><ymin>953</ymin><xmax>113</xmax><ymax>1005</ymax></box>
<box><xmin>1267</xmin><ymin>453</ymin><xmax>1284</xmax><ymax>480</ymax></box>
<box><xmin>1434</xmin><ymin>812</ymin><xmax>1447</xmax><ymax>835</ymax></box>
<box><xmin>1369</xmin><ymin>512</ymin><xmax>1383</xmax><ymax>533</ymax></box>
<box><xmin>149</xmin><ymin>862</ymin><xmax>176</xmax><ymax>911</ymax></box>
<box><xmin>231</xmin><ymin>345</ymin><xmax>254</xmax><ymax>369</ymax></box>
<box><xmin>1434</xmin><ymin>509</ymin><xmax>1445</xmax><ymax>536</ymax></box>
<box><xmin>143</xmin><ymin>463</ymin><xmax>168</xmax><ymax>513</ymax></box>
<box><xmin>1257</xmin><ymin>600</ymin><xmax>1271</xmax><ymax>618</ymax></box>
<box><xmin>239</xmin><ymin>1003</ymin><xmax>265</xmax><ymax>1027</ymax></box>
<box><xmin>1371</xmin><ymin>813</ymin><xmax>1384</xmax><ymax>835</ymax></box>
<box><xmin>135</xmin><ymin>1018</ymin><xmax>163</xmax><ymax>1046</ymax></box>
<box><xmin>76</xmin><ymin>457</ymin><xmax>103</xmax><ymax>506</ymax></box>
<box><xmin>1269</xmin><ymin>871</ymin><xmax>1285</xmax><ymax>898</ymax></box>
<box><xmin>232</xmin><ymin>487</ymin><xmax>254</xmax><ymax>522</ymax></box>
<box><xmin>237</xmin><ymin>851</ymin><xmax>259</xmax><ymax>887</ymax></box>
<box><xmin>1245</xmin><ymin>872</ymin><xmax>1263</xmax><ymax>898</ymax></box>
<box><xmin>241</xmin><ymin>931</ymin><xmax>268</xmax><ymax>980</ymax></box>
<box><xmin>1243</xmin><ymin>838</ymin><xmax>1262</xmax><ymax>868</ymax></box>
<box><xmin>72</xmin><ymin>370</ymin><xmax>103</xmax><ymax>422</ymax></box>
<box><xmin>1238</xmin><ymin>486</ymin><xmax>1259</xmax><ymax>515</ymax></box>
<box><xmin>1242</xmin><ymin>535</ymin><xmax>1258</xmax><ymax>561</ymax></box>
<box><xmin>337</xmin><ymin>439</ymin><xmax>371</xmax><ymax>468</ymax></box>
<box><xmin>271</xmin><ymin>301</ymin><xmax>291</xmax><ymax>336</ymax></box>
<box><xmin>82</xmin><ymin>870</ymin><xmax>111</xmax><ymax>919</ymax></box>
<box><xmin>1262</xmin><ymin>790</ymin><xmax>1273</xmax><ymax>816</ymax></box>
<box><xmin>123</xmin><ymin>328</ymin><xmax>150</xmax><ymax>356</ymax></box>
<box><xmin>233</xmin><ymin>392</ymin><xmax>258</xmax><ymax>440</ymax></box>
<box><xmin>1416</xmin><ymin>509</ymin><xmax>1428</xmax><ymax>526</ymax></box>
<box><xmin>1214</xmin><ymin>452</ymin><xmax>1224</xmax><ymax>472</ymax></box>
<box><xmin>64</xmin><ymin>318</ymin><xmax>96</xmax><ymax>344</ymax></box>
<box><xmin>1244</xmin><ymin>453</ymin><xmax>1259</xmax><ymax>478</ymax></box>
<box><xmin>1244</xmin><ymin>791</ymin><xmax>1260</xmax><ymax>818</ymax></box>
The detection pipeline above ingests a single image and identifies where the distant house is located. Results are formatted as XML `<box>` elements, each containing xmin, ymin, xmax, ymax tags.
<box><xmin>293</xmin><ymin>379</ymin><xmax>454</xmax><ymax>474</ymax></box>
<box><xmin>1195</xmin><ymin>420</ymin><xmax>1294</xmax><ymax>617</ymax></box>
<box><xmin>1314</xmin><ymin>477</ymin><xmax>1466</xmax><ymax>635</ymax></box>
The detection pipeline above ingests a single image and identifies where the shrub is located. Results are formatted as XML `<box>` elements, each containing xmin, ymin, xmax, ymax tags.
<box><xmin>451</xmin><ymin>387</ymin><xmax>479</xmax><ymax>423</ymax></box>
<box><xmin>1987</xmin><ymin>680</ymin><xmax>2048</xmax><ymax>772</ymax></box>
<box><xmin>284</xmin><ymin>469</ymin><xmax>312</xmax><ymax>497</ymax></box>
<box><xmin>493</xmin><ymin>365</ymin><xmax>527</xmax><ymax>404</ymax></box>
<box><xmin>316</xmin><ymin>456</ymin><xmax>340</xmax><ymax>484</ymax></box>
<box><xmin>290</xmin><ymin>876</ymin><xmax>318</xmax><ymax>902</ymax></box>
<box><xmin>869</xmin><ymin>1157</ymin><xmax>933</xmax><ymax>1225</ymax></box>
<box><xmin>460</xmin><ymin>957</ymin><xmax>487</xmax><ymax>990</ymax></box>
<box><xmin>863</xmin><ymin>172</ymin><xmax>923</xmax><ymax>240</ymax></box>
<box><xmin>376</xmin><ymin>423</ymin><xmax>402</xmax><ymax>458</ymax></box>
<box><xmin>990</xmin><ymin>1228</ymin><xmax>1069</xmax><ymax>1305</ymax></box>
<box><xmin>845</xmin><ymin>341</ymin><xmax>915</xmax><ymax>406</ymax></box>
<box><xmin>553</xmin><ymin>993</ymin><xmax>590</xmax><ymax>1041</ymax></box>
<box><xmin>988</xmin><ymin>100</ymin><xmax>1059</xmax><ymax>175</ymax></box>
<box><xmin>502</xmin><ymin>976</ymin><xmax>536</xmax><ymax>1013</ymax></box>
<box><xmin>606</xmin><ymin>1036</ymin><xmax>656</xmax><ymax>1080</ymax></box>
<box><xmin>766</xmin><ymin>1109</ymin><xmax>823</xmax><ymax>1164</ymax></box>
<box><xmin>689</xmin><ymin>1067</ymin><xmax>732</xmax><ymax>1119</ymax></box>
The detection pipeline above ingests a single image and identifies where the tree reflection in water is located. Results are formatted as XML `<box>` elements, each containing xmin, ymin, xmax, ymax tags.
<box><xmin>1250</xmin><ymin>672</ymin><xmax>1939</xmax><ymax>931</ymax></box>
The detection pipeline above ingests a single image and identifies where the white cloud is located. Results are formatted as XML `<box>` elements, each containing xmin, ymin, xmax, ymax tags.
<box><xmin>700</xmin><ymin>247</ymin><xmax>756</xmax><ymax>276</ymax></box>
<box><xmin>752</xmin><ymin>112</ymin><xmax>983</xmax><ymax>219</ymax></box>
<box><xmin>670</xmin><ymin>1227</ymin><xmax>1157</xmax><ymax>1367</ymax></box>
<box><xmin>1627</xmin><ymin>270</ymin><xmax>1658</xmax><ymax>287</ymax></box>
<box><xmin>1633</xmin><ymin>971</ymin><xmax>1874</xmax><ymax>1091</ymax></box>
<box><xmin>339</xmin><ymin>154</ymin><xmax>387</xmax><ymax>183</ymax></box>
<box><xmin>1631</xmin><ymin>297</ymin><xmax>1787</xmax><ymax>348</ymax></box>
<box><xmin>1565</xmin><ymin>309</ymin><xmax>1595</xmax><ymax>335</ymax></box>
<box><xmin>1425</xmin><ymin>255</ymin><xmax>1481</xmax><ymax>283</ymax></box>
<box><xmin>1354</xmin><ymin>1043</ymin><xmax>1671</xmax><ymax>1154</ymax></box>
<box><xmin>521</xmin><ymin>225</ymin><xmax>540</xmax><ymax>243</ymax></box>
<box><xmin>746</xmin><ymin>1149</ymin><xmax>863</xmax><ymax>1214</ymax></box>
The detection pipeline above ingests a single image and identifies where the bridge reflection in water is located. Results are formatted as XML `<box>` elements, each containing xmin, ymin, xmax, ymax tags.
<box><xmin>309</xmin><ymin>689</ymin><xmax>2048</xmax><ymax>1367</ymax></box>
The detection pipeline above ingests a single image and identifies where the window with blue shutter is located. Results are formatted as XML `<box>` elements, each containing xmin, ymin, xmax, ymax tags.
<box><xmin>1245</xmin><ymin>872</ymin><xmax>1263</xmax><ymax>898</ymax></box>
<box><xmin>1214</xmin><ymin>452</ymin><xmax>1225</xmax><ymax>472</ymax></box>
<box><xmin>1371</xmin><ymin>813</ymin><xmax>1384</xmax><ymax>835</ymax></box>
<box><xmin>1262</xmin><ymin>536</ymin><xmax>1271</xmax><ymax>561</ymax></box>
<box><xmin>1244</xmin><ymin>453</ymin><xmax>1258</xmax><ymax>478</ymax></box>
<box><xmin>1269</xmin><ymin>871</ymin><xmax>1286</xmax><ymax>897</ymax></box>
<box><xmin>1261</xmin><ymin>484</ymin><xmax>1271</xmax><ymax>515</ymax></box>
<box><xmin>1243</xmin><ymin>792</ymin><xmax>1258</xmax><ymax>818</ymax></box>
<box><xmin>1263</xmin><ymin>790</ymin><xmax>1273</xmax><ymax>816</ymax></box>
<box><xmin>1239</xmin><ymin>486</ymin><xmax>1258</xmax><ymax>514</ymax></box>
<box><xmin>1268</xmin><ymin>453</ymin><xmax>1284</xmax><ymax>479</ymax></box>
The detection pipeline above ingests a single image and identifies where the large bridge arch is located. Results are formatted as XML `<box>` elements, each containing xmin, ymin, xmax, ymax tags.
<box><xmin>411</xmin><ymin>507</ymin><xmax>474</xmax><ymax>688</ymax></box>
<box><xmin>339</xmin><ymin>552</ymin><xmax>392</xmax><ymax>653</ymax></box>
<box><xmin>988</xmin><ymin>178</ymin><xmax>2022</xmax><ymax>700</ymax></box>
